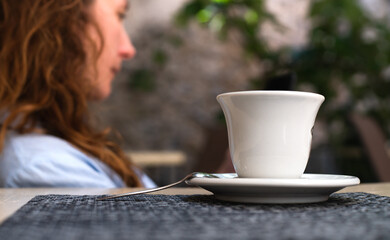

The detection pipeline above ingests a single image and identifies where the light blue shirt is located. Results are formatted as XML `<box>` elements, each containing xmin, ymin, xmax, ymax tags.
<box><xmin>0</xmin><ymin>131</ymin><xmax>156</xmax><ymax>188</ymax></box>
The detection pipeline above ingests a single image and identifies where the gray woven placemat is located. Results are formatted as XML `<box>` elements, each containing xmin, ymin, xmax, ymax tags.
<box><xmin>0</xmin><ymin>192</ymin><xmax>389</xmax><ymax>240</ymax></box>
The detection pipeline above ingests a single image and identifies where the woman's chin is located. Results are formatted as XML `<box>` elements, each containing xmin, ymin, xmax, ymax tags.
<box><xmin>88</xmin><ymin>89</ymin><xmax>112</xmax><ymax>101</ymax></box>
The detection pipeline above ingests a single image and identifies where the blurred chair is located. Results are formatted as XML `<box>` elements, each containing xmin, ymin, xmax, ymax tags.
<box><xmin>126</xmin><ymin>151</ymin><xmax>187</xmax><ymax>186</ymax></box>
<box><xmin>192</xmin><ymin>127</ymin><xmax>233</xmax><ymax>173</ymax></box>
<box><xmin>349</xmin><ymin>113</ymin><xmax>390</xmax><ymax>182</ymax></box>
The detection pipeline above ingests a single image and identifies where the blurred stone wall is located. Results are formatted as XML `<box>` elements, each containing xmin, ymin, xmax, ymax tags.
<box><xmin>93</xmin><ymin>0</ymin><xmax>311</xmax><ymax>177</ymax></box>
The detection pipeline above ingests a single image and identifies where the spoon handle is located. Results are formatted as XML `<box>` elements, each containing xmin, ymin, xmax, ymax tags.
<box><xmin>97</xmin><ymin>173</ymin><xmax>194</xmax><ymax>200</ymax></box>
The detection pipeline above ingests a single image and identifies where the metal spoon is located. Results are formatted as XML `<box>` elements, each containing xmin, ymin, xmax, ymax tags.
<box><xmin>97</xmin><ymin>172</ymin><xmax>218</xmax><ymax>200</ymax></box>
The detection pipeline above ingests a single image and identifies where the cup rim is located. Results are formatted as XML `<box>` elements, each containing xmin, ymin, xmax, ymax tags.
<box><xmin>217</xmin><ymin>90</ymin><xmax>324</xmax><ymax>101</ymax></box>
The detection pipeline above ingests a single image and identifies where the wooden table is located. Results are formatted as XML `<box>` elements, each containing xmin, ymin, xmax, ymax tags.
<box><xmin>0</xmin><ymin>183</ymin><xmax>389</xmax><ymax>224</ymax></box>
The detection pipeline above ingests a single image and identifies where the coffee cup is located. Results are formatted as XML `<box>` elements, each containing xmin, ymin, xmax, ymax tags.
<box><xmin>217</xmin><ymin>91</ymin><xmax>324</xmax><ymax>178</ymax></box>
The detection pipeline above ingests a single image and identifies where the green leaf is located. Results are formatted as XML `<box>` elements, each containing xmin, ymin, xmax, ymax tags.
<box><xmin>196</xmin><ymin>9</ymin><xmax>213</xmax><ymax>23</ymax></box>
<box><xmin>210</xmin><ymin>13</ymin><xmax>226</xmax><ymax>32</ymax></box>
<box><xmin>175</xmin><ymin>1</ymin><xmax>207</xmax><ymax>26</ymax></box>
<box><xmin>152</xmin><ymin>49</ymin><xmax>168</xmax><ymax>67</ymax></box>
<box><xmin>129</xmin><ymin>69</ymin><xmax>156</xmax><ymax>92</ymax></box>
<box><xmin>244</xmin><ymin>9</ymin><xmax>258</xmax><ymax>25</ymax></box>
<box><xmin>212</xmin><ymin>0</ymin><xmax>230</xmax><ymax>4</ymax></box>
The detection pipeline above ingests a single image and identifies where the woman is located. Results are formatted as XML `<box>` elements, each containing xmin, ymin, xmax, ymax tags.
<box><xmin>0</xmin><ymin>0</ymin><xmax>155</xmax><ymax>188</ymax></box>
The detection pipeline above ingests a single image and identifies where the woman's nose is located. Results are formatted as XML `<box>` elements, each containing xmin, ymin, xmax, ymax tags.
<box><xmin>119</xmin><ymin>30</ymin><xmax>136</xmax><ymax>60</ymax></box>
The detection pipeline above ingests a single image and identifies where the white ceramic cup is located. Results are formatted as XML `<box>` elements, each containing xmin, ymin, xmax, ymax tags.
<box><xmin>217</xmin><ymin>91</ymin><xmax>325</xmax><ymax>178</ymax></box>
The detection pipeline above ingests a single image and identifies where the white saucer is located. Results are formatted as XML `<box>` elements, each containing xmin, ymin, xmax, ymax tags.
<box><xmin>186</xmin><ymin>173</ymin><xmax>360</xmax><ymax>204</ymax></box>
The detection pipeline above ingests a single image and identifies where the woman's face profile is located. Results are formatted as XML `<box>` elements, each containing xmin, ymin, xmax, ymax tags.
<box><xmin>87</xmin><ymin>0</ymin><xmax>136</xmax><ymax>101</ymax></box>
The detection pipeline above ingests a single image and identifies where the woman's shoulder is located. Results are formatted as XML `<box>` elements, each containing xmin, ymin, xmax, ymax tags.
<box><xmin>5</xmin><ymin>131</ymin><xmax>76</xmax><ymax>153</ymax></box>
<box><xmin>2</xmin><ymin>131</ymin><xmax>94</xmax><ymax>166</ymax></box>
<box><xmin>0</xmin><ymin>131</ymin><xmax>125</xmax><ymax>188</ymax></box>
